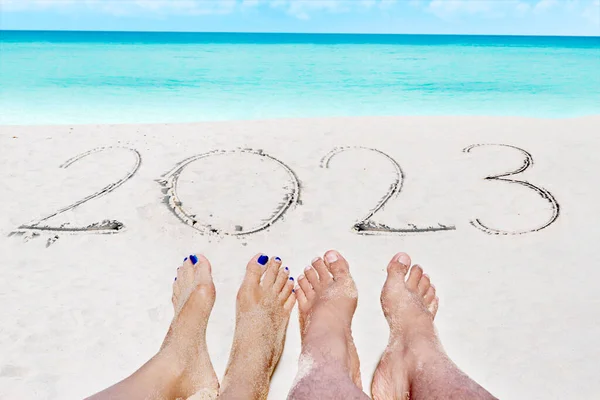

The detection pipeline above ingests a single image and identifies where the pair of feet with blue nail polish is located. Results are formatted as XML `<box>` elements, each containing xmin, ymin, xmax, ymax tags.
<box><xmin>87</xmin><ymin>251</ymin><xmax>497</xmax><ymax>400</ymax></box>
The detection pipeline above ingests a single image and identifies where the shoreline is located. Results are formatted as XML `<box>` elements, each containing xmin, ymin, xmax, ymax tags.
<box><xmin>2</xmin><ymin>114</ymin><xmax>600</xmax><ymax>129</ymax></box>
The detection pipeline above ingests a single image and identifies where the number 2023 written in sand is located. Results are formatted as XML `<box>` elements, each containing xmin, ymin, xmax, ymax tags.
<box><xmin>12</xmin><ymin>144</ymin><xmax>560</xmax><ymax>239</ymax></box>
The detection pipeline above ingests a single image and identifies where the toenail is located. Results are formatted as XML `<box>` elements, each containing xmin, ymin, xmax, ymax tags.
<box><xmin>275</xmin><ymin>257</ymin><xmax>281</xmax><ymax>262</ymax></box>
<box><xmin>311</xmin><ymin>257</ymin><xmax>320</xmax><ymax>264</ymax></box>
<box><xmin>304</xmin><ymin>265</ymin><xmax>312</xmax><ymax>271</ymax></box>
<box><xmin>285</xmin><ymin>266</ymin><xmax>289</xmax><ymax>271</ymax></box>
<box><xmin>325</xmin><ymin>252</ymin><xmax>338</xmax><ymax>263</ymax></box>
<box><xmin>289</xmin><ymin>277</ymin><xmax>294</xmax><ymax>281</ymax></box>
<box><xmin>292</xmin><ymin>289</ymin><xmax>295</xmax><ymax>293</ymax></box>
<box><xmin>257</xmin><ymin>255</ymin><xmax>269</xmax><ymax>265</ymax></box>
<box><xmin>184</xmin><ymin>257</ymin><xmax>188</xmax><ymax>262</ymax></box>
<box><xmin>174</xmin><ymin>277</ymin><xmax>177</xmax><ymax>281</ymax></box>
<box><xmin>298</xmin><ymin>275</ymin><xmax>305</xmax><ymax>280</ymax></box>
<box><xmin>190</xmin><ymin>255</ymin><xmax>198</xmax><ymax>265</ymax></box>
<box><xmin>396</xmin><ymin>253</ymin><xmax>410</xmax><ymax>266</ymax></box>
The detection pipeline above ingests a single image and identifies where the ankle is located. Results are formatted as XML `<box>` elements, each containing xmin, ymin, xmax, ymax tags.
<box><xmin>221</xmin><ymin>345</ymin><xmax>275</xmax><ymax>397</ymax></box>
<box><xmin>221</xmin><ymin>372</ymin><xmax>270</xmax><ymax>400</ymax></box>
<box><xmin>141</xmin><ymin>351</ymin><xmax>186</xmax><ymax>392</ymax></box>
<box><xmin>384</xmin><ymin>331</ymin><xmax>441</xmax><ymax>367</ymax></box>
<box><xmin>231</xmin><ymin>334</ymin><xmax>278</xmax><ymax>370</ymax></box>
<box><xmin>304</xmin><ymin>311</ymin><xmax>352</xmax><ymax>341</ymax></box>
<box><xmin>301</xmin><ymin>336</ymin><xmax>352</xmax><ymax>372</ymax></box>
<box><xmin>158</xmin><ymin>338</ymin><xmax>207</xmax><ymax>374</ymax></box>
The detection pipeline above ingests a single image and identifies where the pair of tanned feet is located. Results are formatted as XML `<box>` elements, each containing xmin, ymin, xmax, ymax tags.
<box><xmin>89</xmin><ymin>250</ymin><xmax>497</xmax><ymax>400</ymax></box>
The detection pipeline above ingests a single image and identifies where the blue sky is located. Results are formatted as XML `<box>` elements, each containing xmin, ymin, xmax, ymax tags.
<box><xmin>1</xmin><ymin>0</ymin><xmax>599</xmax><ymax>36</ymax></box>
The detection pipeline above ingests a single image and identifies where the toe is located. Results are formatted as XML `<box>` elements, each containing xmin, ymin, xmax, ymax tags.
<box><xmin>279</xmin><ymin>276</ymin><xmax>294</xmax><ymax>302</ymax></box>
<box><xmin>387</xmin><ymin>252</ymin><xmax>411</xmax><ymax>277</ymax></box>
<box><xmin>304</xmin><ymin>265</ymin><xmax>320</xmax><ymax>289</ymax></box>
<box><xmin>429</xmin><ymin>296</ymin><xmax>439</xmax><ymax>317</ymax></box>
<box><xmin>183</xmin><ymin>256</ymin><xmax>194</xmax><ymax>268</ymax></box>
<box><xmin>192</xmin><ymin>254</ymin><xmax>213</xmax><ymax>284</ymax></box>
<box><xmin>261</xmin><ymin>256</ymin><xmax>281</xmax><ymax>287</ymax></box>
<box><xmin>311</xmin><ymin>257</ymin><xmax>332</xmax><ymax>284</ymax></box>
<box><xmin>273</xmin><ymin>266</ymin><xmax>290</xmax><ymax>292</ymax></box>
<box><xmin>424</xmin><ymin>286</ymin><xmax>435</xmax><ymax>305</ymax></box>
<box><xmin>406</xmin><ymin>265</ymin><xmax>423</xmax><ymax>291</ymax></box>
<box><xmin>245</xmin><ymin>254</ymin><xmax>267</xmax><ymax>285</ymax></box>
<box><xmin>181</xmin><ymin>262</ymin><xmax>195</xmax><ymax>284</ymax></box>
<box><xmin>297</xmin><ymin>274</ymin><xmax>314</xmax><ymax>299</ymax></box>
<box><xmin>284</xmin><ymin>292</ymin><xmax>296</xmax><ymax>313</ymax></box>
<box><xmin>323</xmin><ymin>250</ymin><xmax>350</xmax><ymax>280</ymax></box>
<box><xmin>295</xmin><ymin>286</ymin><xmax>308</xmax><ymax>306</ymax></box>
<box><xmin>418</xmin><ymin>274</ymin><xmax>431</xmax><ymax>296</ymax></box>
<box><xmin>176</xmin><ymin>265</ymin><xmax>185</xmax><ymax>282</ymax></box>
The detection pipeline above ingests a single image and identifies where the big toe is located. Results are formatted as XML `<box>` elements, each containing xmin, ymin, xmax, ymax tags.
<box><xmin>244</xmin><ymin>253</ymin><xmax>268</xmax><ymax>285</ymax></box>
<box><xmin>387</xmin><ymin>252</ymin><xmax>411</xmax><ymax>277</ymax></box>
<box><xmin>323</xmin><ymin>250</ymin><xmax>350</xmax><ymax>280</ymax></box>
<box><xmin>191</xmin><ymin>254</ymin><xmax>213</xmax><ymax>284</ymax></box>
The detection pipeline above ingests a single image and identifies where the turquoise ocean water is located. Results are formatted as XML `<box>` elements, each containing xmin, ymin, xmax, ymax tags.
<box><xmin>0</xmin><ymin>31</ymin><xmax>599</xmax><ymax>125</ymax></box>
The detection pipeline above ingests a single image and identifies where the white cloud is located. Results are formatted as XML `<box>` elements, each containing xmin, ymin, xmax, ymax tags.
<box><xmin>0</xmin><ymin>0</ymin><xmax>72</xmax><ymax>11</ymax></box>
<box><xmin>426</xmin><ymin>0</ymin><xmax>538</xmax><ymax>20</ymax></box>
<box><xmin>268</xmin><ymin>0</ymin><xmax>388</xmax><ymax>19</ymax></box>
<box><xmin>427</xmin><ymin>0</ymin><xmax>495</xmax><ymax>18</ymax></box>
<box><xmin>533</xmin><ymin>0</ymin><xmax>558</xmax><ymax>14</ymax></box>
<box><xmin>132</xmin><ymin>0</ymin><xmax>237</xmax><ymax>15</ymax></box>
<box><xmin>582</xmin><ymin>0</ymin><xmax>600</xmax><ymax>25</ymax></box>
<box><xmin>0</xmin><ymin>0</ymin><xmax>238</xmax><ymax>15</ymax></box>
<box><xmin>379</xmin><ymin>0</ymin><xmax>397</xmax><ymax>10</ymax></box>
<box><xmin>284</xmin><ymin>0</ymin><xmax>347</xmax><ymax>20</ymax></box>
<box><xmin>0</xmin><ymin>0</ymin><xmax>397</xmax><ymax>19</ymax></box>
<box><xmin>3</xmin><ymin>0</ymin><xmax>598</xmax><ymax>27</ymax></box>
<box><xmin>241</xmin><ymin>0</ymin><xmax>260</xmax><ymax>7</ymax></box>
<box><xmin>423</xmin><ymin>0</ymin><xmax>600</xmax><ymax>31</ymax></box>
<box><xmin>515</xmin><ymin>2</ymin><xmax>531</xmax><ymax>16</ymax></box>
<box><xmin>427</xmin><ymin>0</ymin><xmax>519</xmax><ymax>19</ymax></box>
<box><xmin>359</xmin><ymin>0</ymin><xmax>377</xmax><ymax>9</ymax></box>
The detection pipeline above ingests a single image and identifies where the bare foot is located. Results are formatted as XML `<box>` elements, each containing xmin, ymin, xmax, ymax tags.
<box><xmin>294</xmin><ymin>250</ymin><xmax>362</xmax><ymax>389</ymax></box>
<box><xmin>371</xmin><ymin>252</ymin><xmax>439</xmax><ymax>400</ymax></box>
<box><xmin>86</xmin><ymin>254</ymin><xmax>219</xmax><ymax>400</ymax></box>
<box><xmin>220</xmin><ymin>254</ymin><xmax>296</xmax><ymax>400</ymax></box>
<box><xmin>158</xmin><ymin>254</ymin><xmax>219</xmax><ymax>399</ymax></box>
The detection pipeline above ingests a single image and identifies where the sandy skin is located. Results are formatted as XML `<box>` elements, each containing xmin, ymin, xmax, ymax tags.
<box><xmin>87</xmin><ymin>253</ymin><xmax>297</xmax><ymax>400</ymax></box>
<box><xmin>288</xmin><ymin>250</ymin><xmax>497</xmax><ymax>400</ymax></box>
<box><xmin>219</xmin><ymin>254</ymin><xmax>297</xmax><ymax>400</ymax></box>
<box><xmin>87</xmin><ymin>251</ymin><xmax>496</xmax><ymax>400</ymax></box>
<box><xmin>87</xmin><ymin>254</ymin><xmax>219</xmax><ymax>400</ymax></box>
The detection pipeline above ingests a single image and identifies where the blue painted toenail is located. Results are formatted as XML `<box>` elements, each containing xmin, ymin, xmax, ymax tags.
<box><xmin>184</xmin><ymin>257</ymin><xmax>188</xmax><ymax>262</ymax></box>
<box><xmin>285</xmin><ymin>266</ymin><xmax>289</xmax><ymax>271</ymax></box>
<box><xmin>289</xmin><ymin>277</ymin><xmax>294</xmax><ymax>281</ymax></box>
<box><xmin>258</xmin><ymin>255</ymin><xmax>269</xmax><ymax>265</ymax></box>
<box><xmin>174</xmin><ymin>277</ymin><xmax>177</xmax><ymax>281</ymax></box>
<box><xmin>292</xmin><ymin>289</ymin><xmax>295</xmax><ymax>293</ymax></box>
<box><xmin>190</xmin><ymin>255</ymin><xmax>198</xmax><ymax>265</ymax></box>
<box><xmin>275</xmin><ymin>257</ymin><xmax>281</xmax><ymax>261</ymax></box>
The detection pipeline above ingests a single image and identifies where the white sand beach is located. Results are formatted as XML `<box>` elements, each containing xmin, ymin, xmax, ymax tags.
<box><xmin>1</xmin><ymin>115</ymin><xmax>599</xmax><ymax>399</ymax></box>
